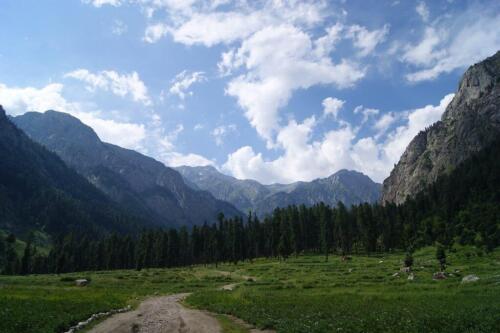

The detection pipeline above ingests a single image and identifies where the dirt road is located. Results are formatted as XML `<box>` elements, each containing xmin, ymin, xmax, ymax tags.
<box><xmin>87</xmin><ymin>293</ymin><xmax>221</xmax><ymax>333</ymax></box>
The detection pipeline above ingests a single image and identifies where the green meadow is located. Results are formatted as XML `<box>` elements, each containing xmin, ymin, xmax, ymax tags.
<box><xmin>1</xmin><ymin>245</ymin><xmax>499</xmax><ymax>333</ymax></box>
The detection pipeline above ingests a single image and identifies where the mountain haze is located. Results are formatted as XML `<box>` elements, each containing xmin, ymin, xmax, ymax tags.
<box><xmin>14</xmin><ymin>111</ymin><xmax>242</xmax><ymax>227</ymax></box>
<box><xmin>176</xmin><ymin>166</ymin><xmax>381</xmax><ymax>216</ymax></box>
<box><xmin>382</xmin><ymin>51</ymin><xmax>500</xmax><ymax>204</ymax></box>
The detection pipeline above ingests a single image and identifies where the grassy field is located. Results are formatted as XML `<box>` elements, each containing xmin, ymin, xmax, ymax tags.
<box><xmin>0</xmin><ymin>245</ymin><xmax>499</xmax><ymax>333</ymax></box>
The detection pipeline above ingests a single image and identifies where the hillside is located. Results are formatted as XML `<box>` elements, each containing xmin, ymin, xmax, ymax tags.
<box><xmin>0</xmin><ymin>106</ymin><xmax>143</xmax><ymax>236</ymax></box>
<box><xmin>13</xmin><ymin>111</ymin><xmax>242</xmax><ymax>228</ymax></box>
<box><xmin>382</xmin><ymin>51</ymin><xmax>500</xmax><ymax>204</ymax></box>
<box><xmin>176</xmin><ymin>166</ymin><xmax>381</xmax><ymax>215</ymax></box>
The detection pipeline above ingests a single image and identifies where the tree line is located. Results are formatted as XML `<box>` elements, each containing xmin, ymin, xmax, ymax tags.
<box><xmin>1</xmin><ymin>136</ymin><xmax>499</xmax><ymax>275</ymax></box>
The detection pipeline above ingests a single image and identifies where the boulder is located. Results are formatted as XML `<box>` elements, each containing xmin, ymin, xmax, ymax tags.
<box><xmin>461</xmin><ymin>274</ymin><xmax>480</xmax><ymax>283</ymax></box>
<box><xmin>408</xmin><ymin>273</ymin><xmax>415</xmax><ymax>281</ymax></box>
<box><xmin>75</xmin><ymin>279</ymin><xmax>89</xmax><ymax>287</ymax></box>
<box><xmin>400</xmin><ymin>266</ymin><xmax>411</xmax><ymax>273</ymax></box>
<box><xmin>392</xmin><ymin>272</ymin><xmax>399</xmax><ymax>277</ymax></box>
<box><xmin>432</xmin><ymin>272</ymin><xmax>447</xmax><ymax>280</ymax></box>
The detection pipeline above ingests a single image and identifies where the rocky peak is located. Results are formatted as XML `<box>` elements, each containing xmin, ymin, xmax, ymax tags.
<box><xmin>0</xmin><ymin>105</ymin><xmax>6</xmax><ymax>120</ymax></box>
<box><xmin>382</xmin><ymin>51</ymin><xmax>500</xmax><ymax>205</ymax></box>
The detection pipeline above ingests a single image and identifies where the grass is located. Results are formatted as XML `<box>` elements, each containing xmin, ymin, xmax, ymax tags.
<box><xmin>216</xmin><ymin>314</ymin><xmax>250</xmax><ymax>333</ymax></box>
<box><xmin>0</xmin><ymin>245</ymin><xmax>499</xmax><ymax>333</ymax></box>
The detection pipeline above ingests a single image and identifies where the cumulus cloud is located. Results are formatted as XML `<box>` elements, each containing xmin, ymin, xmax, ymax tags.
<box><xmin>224</xmin><ymin>93</ymin><xmax>455</xmax><ymax>184</ymax></box>
<box><xmin>169</xmin><ymin>70</ymin><xmax>206</xmax><ymax>100</ymax></box>
<box><xmin>161</xmin><ymin>152</ymin><xmax>215</xmax><ymax>167</ymax></box>
<box><xmin>322</xmin><ymin>97</ymin><xmax>345</xmax><ymax>119</ymax></box>
<box><xmin>402</xmin><ymin>7</ymin><xmax>500</xmax><ymax>82</ymax></box>
<box><xmin>224</xmin><ymin>24</ymin><xmax>365</xmax><ymax>146</ymax></box>
<box><xmin>64</xmin><ymin>69</ymin><xmax>151</xmax><ymax>105</ymax></box>
<box><xmin>0</xmin><ymin>81</ymin><xmax>146</xmax><ymax>150</ymax></box>
<box><xmin>0</xmin><ymin>83</ymin><xmax>74</xmax><ymax>115</ymax></box>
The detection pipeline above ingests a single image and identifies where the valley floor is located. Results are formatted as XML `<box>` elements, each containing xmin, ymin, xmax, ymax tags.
<box><xmin>0</xmin><ymin>245</ymin><xmax>499</xmax><ymax>333</ymax></box>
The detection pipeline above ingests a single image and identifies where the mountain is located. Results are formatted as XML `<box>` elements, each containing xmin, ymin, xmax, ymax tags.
<box><xmin>13</xmin><ymin>111</ymin><xmax>242</xmax><ymax>228</ymax></box>
<box><xmin>0</xmin><ymin>105</ymin><xmax>143</xmax><ymax>235</ymax></box>
<box><xmin>382</xmin><ymin>51</ymin><xmax>500</xmax><ymax>204</ymax></box>
<box><xmin>176</xmin><ymin>166</ymin><xmax>381</xmax><ymax>216</ymax></box>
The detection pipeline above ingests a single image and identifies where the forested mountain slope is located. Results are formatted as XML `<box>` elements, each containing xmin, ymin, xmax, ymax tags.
<box><xmin>0</xmin><ymin>105</ymin><xmax>143</xmax><ymax>236</ymax></box>
<box><xmin>14</xmin><ymin>111</ymin><xmax>242</xmax><ymax>227</ymax></box>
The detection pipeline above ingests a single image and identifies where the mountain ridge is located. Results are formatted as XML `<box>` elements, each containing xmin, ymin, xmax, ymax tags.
<box><xmin>0</xmin><ymin>105</ymin><xmax>144</xmax><ymax>235</ymax></box>
<box><xmin>176</xmin><ymin>165</ymin><xmax>381</xmax><ymax>216</ymax></box>
<box><xmin>13</xmin><ymin>111</ymin><xmax>242</xmax><ymax>228</ymax></box>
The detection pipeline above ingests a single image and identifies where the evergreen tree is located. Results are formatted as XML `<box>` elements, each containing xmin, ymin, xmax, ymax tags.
<box><xmin>436</xmin><ymin>243</ymin><xmax>447</xmax><ymax>271</ymax></box>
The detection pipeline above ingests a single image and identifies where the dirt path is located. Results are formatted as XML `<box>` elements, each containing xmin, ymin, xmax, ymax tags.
<box><xmin>88</xmin><ymin>273</ymin><xmax>273</xmax><ymax>333</ymax></box>
<box><xmin>87</xmin><ymin>293</ymin><xmax>220</xmax><ymax>333</ymax></box>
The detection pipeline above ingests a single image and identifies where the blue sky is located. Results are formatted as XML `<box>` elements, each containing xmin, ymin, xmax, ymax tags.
<box><xmin>0</xmin><ymin>0</ymin><xmax>499</xmax><ymax>184</ymax></box>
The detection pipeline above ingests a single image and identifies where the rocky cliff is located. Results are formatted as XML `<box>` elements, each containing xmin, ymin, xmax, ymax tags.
<box><xmin>382</xmin><ymin>51</ymin><xmax>500</xmax><ymax>204</ymax></box>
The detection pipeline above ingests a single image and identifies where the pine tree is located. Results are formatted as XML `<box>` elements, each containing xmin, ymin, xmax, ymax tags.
<box><xmin>436</xmin><ymin>243</ymin><xmax>446</xmax><ymax>271</ymax></box>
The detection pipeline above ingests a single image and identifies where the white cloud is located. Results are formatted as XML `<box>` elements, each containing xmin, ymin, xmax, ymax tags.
<box><xmin>143</xmin><ymin>23</ymin><xmax>169</xmax><ymax>43</ymax></box>
<box><xmin>346</xmin><ymin>24</ymin><xmax>390</xmax><ymax>57</ymax></box>
<box><xmin>161</xmin><ymin>152</ymin><xmax>215</xmax><ymax>167</ymax></box>
<box><xmin>353</xmin><ymin>105</ymin><xmax>379</xmax><ymax>123</ymax></box>
<box><xmin>64</xmin><ymin>69</ymin><xmax>151</xmax><ymax>105</ymax></box>
<box><xmin>0</xmin><ymin>83</ymin><xmax>74</xmax><ymax>115</ymax></box>
<box><xmin>322</xmin><ymin>97</ymin><xmax>345</xmax><ymax>119</ymax></box>
<box><xmin>382</xmin><ymin>93</ymin><xmax>454</xmax><ymax>160</ymax></box>
<box><xmin>211</xmin><ymin>124</ymin><xmax>236</xmax><ymax>146</ymax></box>
<box><xmin>158</xmin><ymin>124</ymin><xmax>184</xmax><ymax>151</ymax></box>
<box><xmin>149</xmin><ymin>1</ymin><xmax>326</xmax><ymax>46</ymax></box>
<box><xmin>169</xmin><ymin>70</ymin><xmax>206</xmax><ymax>100</ymax></box>
<box><xmin>402</xmin><ymin>27</ymin><xmax>444</xmax><ymax>67</ymax></box>
<box><xmin>402</xmin><ymin>8</ymin><xmax>500</xmax><ymax>82</ymax></box>
<box><xmin>225</xmin><ymin>24</ymin><xmax>365</xmax><ymax>146</ymax></box>
<box><xmin>0</xmin><ymin>82</ymin><xmax>146</xmax><ymax>150</ymax></box>
<box><xmin>224</xmin><ymin>93</ymin><xmax>455</xmax><ymax>184</ymax></box>
<box><xmin>75</xmin><ymin>112</ymin><xmax>146</xmax><ymax>149</ymax></box>
<box><xmin>416</xmin><ymin>2</ymin><xmax>430</xmax><ymax>22</ymax></box>
<box><xmin>82</xmin><ymin>0</ymin><xmax>122</xmax><ymax>7</ymax></box>
<box><xmin>373</xmin><ymin>112</ymin><xmax>397</xmax><ymax>137</ymax></box>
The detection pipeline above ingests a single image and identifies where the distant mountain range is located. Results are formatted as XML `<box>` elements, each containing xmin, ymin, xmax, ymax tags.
<box><xmin>0</xmin><ymin>105</ymin><xmax>144</xmax><ymax>235</ymax></box>
<box><xmin>382</xmin><ymin>50</ymin><xmax>500</xmax><ymax>204</ymax></box>
<box><xmin>13</xmin><ymin>111</ymin><xmax>241</xmax><ymax>228</ymax></box>
<box><xmin>176</xmin><ymin>165</ymin><xmax>381</xmax><ymax>216</ymax></box>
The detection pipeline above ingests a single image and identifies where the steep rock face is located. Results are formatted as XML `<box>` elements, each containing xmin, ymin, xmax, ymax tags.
<box><xmin>14</xmin><ymin>111</ymin><xmax>242</xmax><ymax>227</ymax></box>
<box><xmin>382</xmin><ymin>51</ymin><xmax>500</xmax><ymax>204</ymax></box>
<box><xmin>176</xmin><ymin>166</ymin><xmax>381</xmax><ymax>216</ymax></box>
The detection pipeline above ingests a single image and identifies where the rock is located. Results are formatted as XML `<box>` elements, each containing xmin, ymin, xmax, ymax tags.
<box><xmin>392</xmin><ymin>272</ymin><xmax>399</xmax><ymax>277</ymax></box>
<box><xmin>348</xmin><ymin>268</ymin><xmax>353</xmax><ymax>273</ymax></box>
<box><xmin>75</xmin><ymin>279</ymin><xmax>89</xmax><ymax>287</ymax></box>
<box><xmin>400</xmin><ymin>266</ymin><xmax>411</xmax><ymax>273</ymax></box>
<box><xmin>461</xmin><ymin>274</ymin><xmax>480</xmax><ymax>283</ymax></box>
<box><xmin>433</xmin><ymin>272</ymin><xmax>447</xmax><ymax>280</ymax></box>
<box><xmin>379</xmin><ymin>260</ymin><xmax>384</xmax><ymax>263</ymax></box>
<box><xmin>382</xmin><ymin>51</ymin><xmax>500</xmax><ymax>204</ymax></box>
<box><xmin>408</xmin><ymin>273</ymin><xmax>415</xmax><ymax>281</ymax></box>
